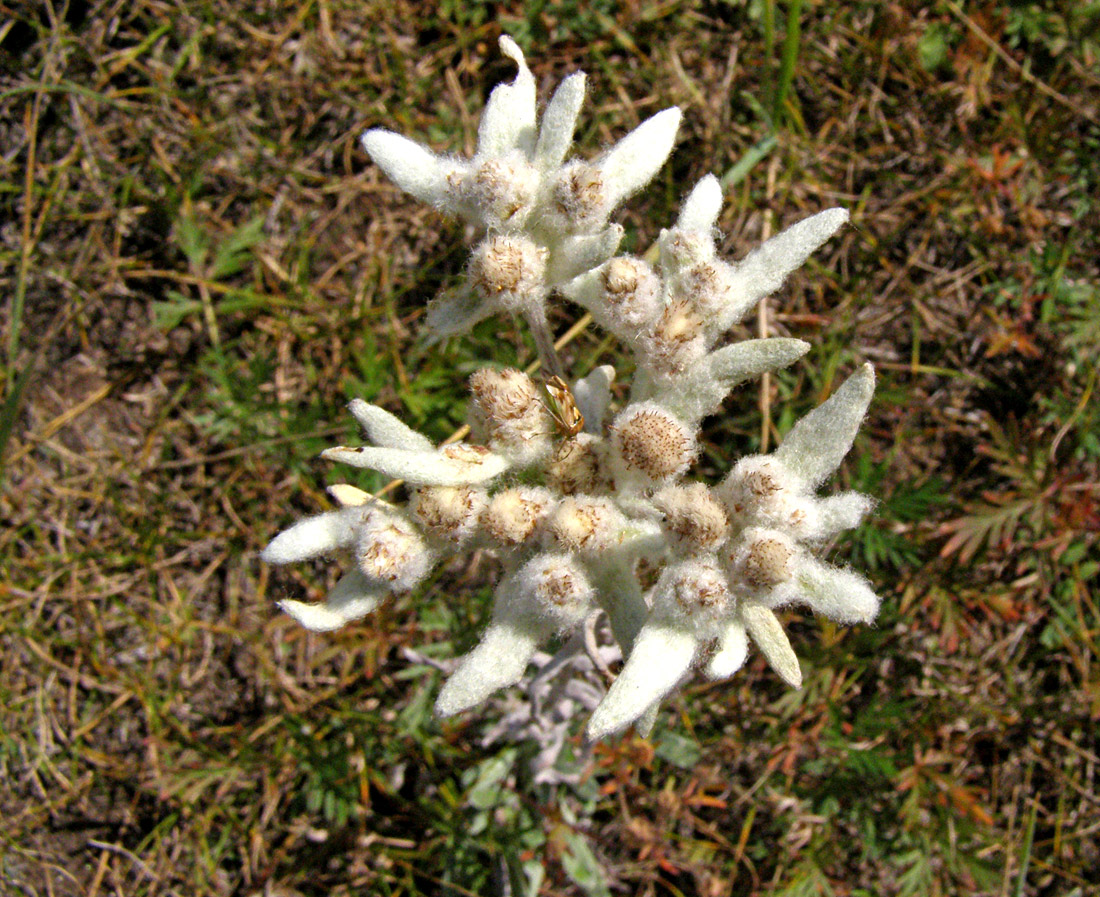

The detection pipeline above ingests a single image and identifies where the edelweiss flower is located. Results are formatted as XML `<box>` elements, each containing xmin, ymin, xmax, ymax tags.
<box><xmin>265</xmin><ymin>38</ymin><xmax>883</xmax><ymax>742</ymax></box>
<box><xmin>361</xmin><ymin>36</ymin><xmax>681</xmax><ymax>341</ymax></box>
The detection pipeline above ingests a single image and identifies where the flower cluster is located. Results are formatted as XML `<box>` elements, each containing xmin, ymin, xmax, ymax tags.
<box><xmin>264</xmin><ymin>37</ymin><xmax>882</xmax><ymax>740</ymax></box>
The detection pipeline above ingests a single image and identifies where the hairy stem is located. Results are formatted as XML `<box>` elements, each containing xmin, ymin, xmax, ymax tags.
<box><xmin>525</xmin><ymin>304</ymin><xmax>567</xmax><ymax>381</ymax></box>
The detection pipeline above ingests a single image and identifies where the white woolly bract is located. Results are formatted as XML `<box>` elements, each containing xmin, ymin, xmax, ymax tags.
<box><xmin>655</xmin><ymin>338</ymin><xmax>811</xmax><ymax>425</ymax></box>
<box><xmin>546</xmin><ymin>226</ymin><xmax>623</xmax><ymax>284</ymax></box>
<box><xmin>423</xmin><ymin>287</ymin><xmax>495</xmax><ymax>342</ymax></box>
<box><xmin>716</xmin><ymin>207</ymin><xmax>850</xmax><ymax>333</ymax></box>
<box><xmin>705</xmin><ymin>620</ymin><xmax>749</xmax><ymax>680</ymax></box>
<box><xmin>597</xmin><ymin>108</ymin><xmax>681</xmax><ymax>210</ymax></box>
<box><xmin>815</xmin><ymin>492</ymin><xmax>876</xmax><ymax>538</ymax></box>
<box><xmin>348</xmin><ymin>399</ymin><xmax>434</xmax><ymax>452</ymax></box>
<box><xmin>477</xmin><ymin>36</ymin><xmax>537</xmax><ymax>158</ymax></box>
<box><xmin>571</xmin><ymin>365</ymin><xmax>616</xmax><ymax>434</ymax></box>
<box><xmin>535</xmin><ymin>72</ymin><xmax>586</xmax><ymax>171</ymax></box>
<box><xmin>360</xmin><ymin>129</ymin><xmax>455</xmax><ymax>209</ymax></box>
<box><xmin>775</xmin><ymin>363</ymin><xmax>875</xmax><ymax>488</ymax></box>
<box><xmin>585</xmin><ymin>622</ymin><xmax>697</xmax><ymax>741</ymax></box>
<box><xmin>740</xmin><ymin>603</ymin><xmax>802</xmax><ymax>688</ymax></box>
<box><xmin>675</xmin><ymin>174</ymin><xmax>723</xmax><ymax>233</ymax></box>
<box><xmin>261</xmin><ymin>507</ymin><xmax>360</xmax><ymax>564</ymax></box>
<box><xmin>435</xmin><ymin>620</ymin><xmax>544</xmax><ymax>717</ymax></box>
<box><xmin>790</xmin><ymin>556</ymin><xmax>881</xmax><ymax>624</ymax></box>
<box><xmin>277</xmin><ymin>569</ymin><xmax>387</xmax><ymax>632</ymax></box>
<box><xmin>320</xmin><ymin>443</ymin><xmax>508</xmax><ymax>486</ymax></box>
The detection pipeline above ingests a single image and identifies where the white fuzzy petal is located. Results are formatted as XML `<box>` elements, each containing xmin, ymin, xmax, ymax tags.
<box><xmin>598</xmin><ymin>108</ymin><xmax>682</xmax><ymax>210</ymax></box>
<box><xmin>261</xmin><ymin>508</ymin><xmax>360</xmax><ymax>564</ymax></box>
<box><xmin>705</xmin><ymin>620</ymin><xmax>749</xmax><ymax>680</ymax></box>
<box><xmin>277</xmin><ymin>569</ymin><xmax>387</xmax><ymax>632</ymax></box>
<box><xmin>816</xmin><ymin>491</ymin><xmax>875</xmax><ymax>538</ymax></box>
<box><xmin>676</xmin><ymin>174</ymin><xmax>723</xmax><ymax>233</ymax></box>
<box><xmin>347</xmin><ymin>399</ymin><xmax>433</xmax><ymax>452</ymax></box>
<box><xmin>535</xmin><ymin>72</ymin><xmax>586</xmax><ymax>171</ymax></box>
<box><xmin>795</xmin><ymin>557</ymin><xmax>881</xmax><ymax>624</ymax></box>
<box><xmin>775</xmin><ymin>363</ymin><xmax>875</xmax><ymax>487</ymax></box>
<box><xmin>741</xmin><ymin>603</ymin><xmax>802</xmax><ymax>688</ymax></box>
<box><xmin>720</xmin><ymin>207</ymin><xmax>849</xmax><ymax>330</ymax></box>
<box><xmin>572</xmin><ymin>365</ymin><xmax>616</xmax><ymax>434</ymax></box>
<box><xmin>321</xmin><ymin>445</ymin><xmax>509</xmax><ymax>486</ymax></box>
<box><xmin>656</xmin><ymin>338</ymin><xmax>810</xmax><ymax>424</ymax></box>
<box><xmin>585</xmin><ymin>622</ymin><xmax>698</xmax><ymax>741</ymax></box>
<box><xmin>361</xmin><ymin>129</ymin><xmax>454</xmax><ymax>207</ymax></box>
<box><xmin>435</xmin><ymin>620</ymin><xmax>543</xmax><ymax>717</ymax></box>
<box><xmin>424</xmin><ymin>287</ymin><xmax>494</xmax><ymax>342</ymax></box>
<box><xmin>546</xmin><ymin>225</ymin><xmax>623</xmax><ymax>284</ymax></box>
<box><xmin>478</xmin><ymin>36</ymin><xmax>537</xmax><ymax>158</ymax></box>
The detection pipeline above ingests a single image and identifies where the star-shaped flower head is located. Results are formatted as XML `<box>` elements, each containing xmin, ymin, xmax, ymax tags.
<box><xmin>360</xmin><ymin>36</ymin><xmax>682</xmax><ymax>341</ymax></box>
<box><xmin>563</xmin><ymin>174</ymin><xmax>851</xmax><ymax>427</ymax></box>
<box><xmin>585</xmin><ymin>364</ymin><xmax>880</xmax><ymax>741</ymax></box>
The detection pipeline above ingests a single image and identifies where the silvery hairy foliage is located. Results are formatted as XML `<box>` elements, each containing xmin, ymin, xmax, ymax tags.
<box><xmin>263</xmin><ymin>36</ymin><xmax>882</xmax><ymax>742</ymax></box>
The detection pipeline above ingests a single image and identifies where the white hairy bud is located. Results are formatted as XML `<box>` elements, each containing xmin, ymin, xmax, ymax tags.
<box><xmin>654</xmin><ymin>558</ymin><xmax>732</xmax><ymax>629</ymax></box>
<box><xmin>612</xmin><ymin>403</ymin><xmax>695</xmax><ymax>484</ymax></box>
<box><xmin>546</xmin><ymin>496</ymin><xmax>622</xmax><ymax>555</ymax></box>
<box><xmin>546</xmin><ymin>434</ymin><xmax>607</xmax><ymax>495</ymax></box>
<box><xmin>644</xmin><ymin>298</ymin><xmax>707</xmax><ymax>376</ymax></box>
<box><xmin>601</xmin><ymin>256</ymin><xmax>661</xmax><ymax>330</ymax></box>
<box><xmin>551</xmin><ymin>160</ymin><xmax>607</xmax><ymax>231</ymax></box>
<box><xmin>411</xmin><ymin>486</ymin><xmax>486</xmax><ymax>545</ymax></box>
<box><xmin>680</xmin><ymin>260</ymin><xmax>737</xmax><ymax>320</ymax></box>
<box><xmin>728</xmin><ymin>529</ymin><xmax>796</xmax><ymax>591</ymax></box>
<box><xmin>356</xmin><ymin>511</ymin><xmax>432</xmax><ymax>592</ymax></box>
<box><xmin>516</xmin><ymin>553</ymin><xmax>595</xmax><ymax>629</ymax></box>
<box><xmin>462</xmin><ymin>154</ymin><xmax>539</xmax><ymax>228</ymax></box>
<box><xmin>652</xmin><ymin>483</ymin><xmax>729</xmax><ymax>553</ymax></box>
<box><xmin>468</xmin><ymin>367</ymin><xmax>552</xmax><ymax>464</ymax></box>
<box><xmin>718</xmin><ymin>455</ymin><xmax>821</xmax><ymax>536</ymax></box>
<box><xmin>468</xmin><ymin>234</ymin><xmax>547</xmax><ymax>312</ymax></box>
<box><xmin>661</xmin><ymin>227</ymin><xmax>714</xmax><ymax>271</ymax></box>
<box><xmin>481</xmin><ymin>487</ymin><xmax>555</xmax><ymax>545</ymax></box>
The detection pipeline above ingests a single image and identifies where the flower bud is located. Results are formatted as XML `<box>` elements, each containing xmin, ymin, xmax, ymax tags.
<box><xmin>468</xmin><ymin>368</ymin><xmax>553</xmax><ymax>465</ymax></box>
<box><xmin>546</xmin><ymin>495</ymin><xmax>623</xmax><ymax>555</ymax></box>
<box><xmin>463</xmin><ymin>154</ymin><xmax>538</xmax><ymax>228</ymax></box>
<box><xmin>660</xmin><ymin>227</ymin><xmax>713</xmax><ymax>272</ymax></box>
<box><xmin>680</xmin><ymin>260</ymin><xmax>737</xmax><ymax>320</ymax></box>
<box><xmin>600</xmin><ymin>257</ymin><xmax>661</xmax><ymax>330</ymax></box>
<box><xmin>551</xmin><ymin>161</ymin><xmax>607</xmax><ymax>231</ymax></box>
<box><xmin>516</xmin><ymin>553</ymin><xmax>594</xmax><ymax>629</ymax></box>
<box><xmin>546</xmin><ymin>434</ymin><xmax>607</xmax><ymax>495</ymax></box>
<box><xmin>718</xmin><ymin>456</ymin><xmax>820</xmax><ymax>536</ymax></box>
<box><xmin>652</xmin><ymin>483</ymin><xmax>729</xmax><ymax>553</ymax></box>
<box><xmin>612</xmin><ymin>403</ymin><xmax>695</xmax><ymax>485</ymax></box>
<box><xmin>469</xmin><ymin>234</ymin><xmax>547</xmax><ymax>312</ymax></box>
<box><xmin>643</xmin><ymin>298</ymin><xmax>706</xmax><ymax>376</ymax></box>
<box><xmin>654</xmin><ymin>558</ymin><xmax>731</xmax><ymax>629</ymax></box>
<box><xmin>410</xmin><ymin>485</ymin><xmax>486</xmax><ymax>545</ymax></box>
<box><xmin>356</xmin><ymin>510</ymin><xmax>433</xmax><ymax>592</ymax></box>
<box><xmin>727</xmin><ymin>529</ymin><xmax>796</xmax><ymax>591</ymax></box>
<box><xmin>481</xmin><ymin>487</ymin><xmax>555</xmax><ymax>545</ymax></box>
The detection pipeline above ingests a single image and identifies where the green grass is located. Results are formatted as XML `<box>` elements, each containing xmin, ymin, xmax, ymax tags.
<box><xmin>2</xmin><ymin>1</ymin><xmax>1099</xmax><ymax>894</ymax></box>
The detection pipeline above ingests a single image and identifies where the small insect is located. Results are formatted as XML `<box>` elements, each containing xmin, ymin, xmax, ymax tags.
<box><xmin>542</xmin><ymin>375</ymin><xmax>585</xmax><ymax>437</ymax></box>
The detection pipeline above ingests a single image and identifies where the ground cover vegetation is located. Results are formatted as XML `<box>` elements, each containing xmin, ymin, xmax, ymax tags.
<box><xmin>1</xmin><ymin>1</ymin><xmax>1098</xmax><ymax>895</ymax></box>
